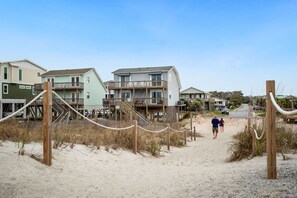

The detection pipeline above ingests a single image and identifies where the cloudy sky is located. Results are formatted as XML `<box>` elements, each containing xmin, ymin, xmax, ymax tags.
<box><xmin>1</xmin><ymin>0</ymin><xmax>296</xmax><ymax>96</ymax></box>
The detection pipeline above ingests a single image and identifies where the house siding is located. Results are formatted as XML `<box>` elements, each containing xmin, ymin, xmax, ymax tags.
<box><xmin>2</xmin><ymin>83</ymin><xmax>34</xmax><ymax>101</ymax></box>
<box><xmin>84</xmin><ymin>70</ymin><xmax>105</xmax><ymax>109</ymax></box>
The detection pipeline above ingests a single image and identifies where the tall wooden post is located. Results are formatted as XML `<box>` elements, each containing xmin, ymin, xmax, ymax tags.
<box><xmin>194</xmin><ymin>126</ymin><xmax>196</xmax><ymax>141</ymax></box>
<box><xmin>184</xmin><ymin>130</ymin><xmax>187</xmax><ymax>145</ymax></box>
<box><xmin>43</xmin><ymin>82</ymin><xmax>52</xmax><ymax>166</ymax></box>
<box><xmin>167</xmin><ymin>123</ymin><xmax>170</xmax><ymax>150</ymax></box>
<box><xmin>133</xmin><ymin>120</ymin><xmax>138</xmax><ymax>154</ymax></box>
<box><xmin>252</xmin><ymin>123</ymin><xmax>257</xmax><ymax>156</ymax></box>
<box><xmin>266</xmin><ymin>80</ymin><xmax>276</xmax><ymax>179</ymax></box>
<box><xmin>190</xmin><ymin>112</ymin><xmax>193</xmax><ymax>140</ymax></box>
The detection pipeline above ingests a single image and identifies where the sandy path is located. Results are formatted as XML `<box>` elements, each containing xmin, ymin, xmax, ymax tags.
<box><xmin>0</xmin><ymin>117</ymin><xmax>296</xmax><ymax>197</ymax></box>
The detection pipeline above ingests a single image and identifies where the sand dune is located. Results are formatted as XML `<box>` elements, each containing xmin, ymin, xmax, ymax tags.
<box><xmin>0</xmin><ymin>117</ymin><xmax>296</xmax><ymax>197</ymax></box>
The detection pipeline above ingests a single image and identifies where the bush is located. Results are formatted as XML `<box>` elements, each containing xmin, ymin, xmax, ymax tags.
<box><xmin>227</xmin><ymin>122</ymin><xmax>297</xmax><ymax>162</ymax></box>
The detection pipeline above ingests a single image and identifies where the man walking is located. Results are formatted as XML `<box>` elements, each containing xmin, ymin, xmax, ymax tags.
<box><xmin>211</xmin><ymin>115</ymin><xmax>220</xmax><ymax>139</ymax></box>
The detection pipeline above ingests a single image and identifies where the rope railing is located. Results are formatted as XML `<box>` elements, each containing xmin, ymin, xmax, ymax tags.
<box><xmin>52</xmin><ymin>91</ymin><xmax>135</xmax><ymax>131</ymax></box>
<box><xmin>269</xmin><ymin>92</ymin><xmax>297</xmax><ymax>115</ymax></box>
<box><xmin>170</xmin><ymin>127</ymin><xmax>185</xmax><ymax>133</ymax></box>
<box><xmin>253</xmin><ymin>129</ymin><xmax>265</xmax><ymax>140</ymax></box>
<box><xmin>0</xmin><ymin>90</ymin><xmax>47</xmax><ymax>123</ymax></box>
<box><xmin>137</xmin><ymin>125</ymin><xmax>168</xmax><ymax>133</ymax></box>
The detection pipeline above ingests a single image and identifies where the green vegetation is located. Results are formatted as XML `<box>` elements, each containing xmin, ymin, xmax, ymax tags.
<box><xmin>227</xmin><ymin>122</ymin><xmax>297</xmax><ymax>162</ymax></box>
<box><xmin>0</xmin><ymin>120</ymin><xmax>185</xmax><ymax>157</ymax></box>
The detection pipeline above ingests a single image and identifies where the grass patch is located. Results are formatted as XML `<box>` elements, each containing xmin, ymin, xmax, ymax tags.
<box><xmin>0</xmin><ymin>119</ymin><xmax>185</xmax><ymax>156</ymax></box>
<box><xmin>227</xmin><ymin>121</ymin><xmax>297</xmax><ymax>162</ymax></box>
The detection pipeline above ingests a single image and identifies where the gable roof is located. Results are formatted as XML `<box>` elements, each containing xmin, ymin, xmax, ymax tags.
<box><xmin>181</xmin><ymin>87</ymin><xmax>211</xmax><ymax>95</ymax></box>
<box><xmin>42</xmin><ymin>68</ymin><xmax>93</xmax><ymax>76</ymax></box>
<box><xmin>0</xmin><ymin>59</ymin><xmax>47</xmax><ymax>71</ymax></box>
<box><xmin>112</xmin><ymin>66</ymin><xmax>174</xmax><ymax>74</ymax></box>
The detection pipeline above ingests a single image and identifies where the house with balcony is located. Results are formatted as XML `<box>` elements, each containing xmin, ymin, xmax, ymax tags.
<box><xmin>35</xmin><ymin>68</ymin><xmax>106</xmax><ymax>111</ymax></box>
<box><xmin>0</xmin><ymin>59</ymin><xmax>46</xmax><ymax>119</ymax></box>
<box><xmin>180</xmin><ymin>87</ymin><xmax>212</xmax><ymax>110</ymax></box>
<box><xmin>104</xmin><ymin>66</ymin><xmax>182</xmax><ymax>122</ymax></box>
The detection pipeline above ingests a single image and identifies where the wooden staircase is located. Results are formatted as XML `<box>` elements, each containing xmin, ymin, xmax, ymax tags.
<box><xmin>118</xmin><ymin>101</ymin><xmax>151</xmax><ymax>125</ymax></box>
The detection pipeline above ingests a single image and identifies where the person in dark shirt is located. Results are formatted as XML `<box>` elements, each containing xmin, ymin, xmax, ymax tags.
<box><xmin>211</xmin><ymin>115</ymin><xmax>220</xmax><ymax>139</ymax></box>
<box><xmin>219</xmin><ymin>118</ymin><xmax>225</xmax><ymax>133</ymax></box>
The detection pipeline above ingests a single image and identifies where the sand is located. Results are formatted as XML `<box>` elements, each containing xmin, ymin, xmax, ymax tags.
<box><xmin>0</xmin><ymin>117</ymin><xmax>297</xmax><ymax>197</ymax></box>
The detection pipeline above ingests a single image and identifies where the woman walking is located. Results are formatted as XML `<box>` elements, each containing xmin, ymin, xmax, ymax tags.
<box><xmin>219</xmin><ymin>118</ymin><xmax>225</xmax><ymax>132</ymax></box>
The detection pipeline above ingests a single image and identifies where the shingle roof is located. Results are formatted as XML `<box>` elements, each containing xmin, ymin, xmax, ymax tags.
<box><xmin>0</xmin><ymin>59</ymin><xmax>47</xmax><ymax>71</ymax></box>
<box><xmin>112</xmin><ymin>66</ymin><xmax>174</xmax><ymax>74</ymax></box>
<box><xmin>181</xmin><ymin>87</ymin><xmax>210</xmax><ymax>94</ymax></box>
<box><xmin>42</xmin><ymin>68</ymin><xmax>93</xmax><ymax>76</ymax></box>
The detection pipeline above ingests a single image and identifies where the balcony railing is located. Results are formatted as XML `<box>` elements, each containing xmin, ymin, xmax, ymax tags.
<box><xmin>54</xmin><ymin>97</ymin><xmax>84</xmax><ymax>105</ymax></box>
<box><xmin>108</xmin><ymin>80</ymin><xmax>167</xmax><ymax>90</ymax></box>
<box><xmin>103</xmin><ymin>97</ymin><xmax>168</xmax><ymax>107</ymax></box>
<box><xmin>35</xmin><ymin>82</ymin><xmax>84</xmax><ymax>90</ymax></box>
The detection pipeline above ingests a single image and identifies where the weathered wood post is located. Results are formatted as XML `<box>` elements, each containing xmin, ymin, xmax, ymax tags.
<box><xmin>266</xmin><ymin>80</ymin><xmax>276</xmax><ymax>179</ymax></box>
<box><xmin>190</xmin><ymin>112</ymin><xmax>193</xmax><ymax>140</ymax></box>
<box><xmin>252</xmin><ymin>123</ymin><xmax>257</xmax><ymax>156</ymax></box>
<box><xmin>167</xmin><ymin>123</ymin><xmax>170</xmax><ymax>150</ymax></box>
<box><xmin>43</xmin><ymin>82</ymin><xmax>52</xmax><ymax>166</ymax></box>
<box><xmin>133</xmin><ymin>120</ymin><xmax>138</xmax><ymax>154</ymax></box>
<box><xmin>194</xmin><ymin>126</ymin><xmax>196</xmax><ymax>141</ymax></box>
<box><xmin>184</xmin><ymin>129</ymin><xmax>187</xmax><ymax>145</ymax></box>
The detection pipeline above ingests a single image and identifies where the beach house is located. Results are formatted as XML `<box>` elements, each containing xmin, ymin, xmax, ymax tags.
<box><xmin>104</xmin><ymin>66</ymin><xmax>182</xmax><ymax>122</ymax></box>
<box><xmin>0</xmin><ymin>59</ymin><xmax>46</xmax><ymax>119</ymax></box>
<box><xmin>35</xmin><ymin>68</ymin><xmax>106</xmax><ymax>112</ymax></box>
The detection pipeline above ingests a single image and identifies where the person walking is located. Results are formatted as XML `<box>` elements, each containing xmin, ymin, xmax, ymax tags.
<box><xmin>219</xmin><ymin>118</ymin><xmax>225</xmax><ymax>132</ymax></box>
<box><xmin>211</xmin><ymin>115</ymin><xmax>220</xmax><ymax>139</ymax></box>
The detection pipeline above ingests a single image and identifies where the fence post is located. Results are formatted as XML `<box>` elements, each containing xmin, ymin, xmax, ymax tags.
<box><xmin>266</xmin><ymin>80</ymin><xmax>276</xmax><ymax>179</ymax></box>
<box><xmin>43</xmin><ymin>82</ymin><xmax>52</xmax><ymax>166</ymax></box>
<box><xmin>252</xmin><ymin>123</ymin><xmax>257</xmax><ymax>156</ymax></box>
<box><xmin>184</xmin><ymin>130</ymin><xmax>187</xmax><ymax>145</ymax></box>
<box><xmin>133</xmin><ymin>120</ymin><xmax>138</xmax><ymax>154</ymax></box>
<box><xmin>190</xmin><ymin>112</ymin><xmax>193</xmax><ymax>140</ymax></box>
<box><xmin>194</xmin><ymin>126</ymin><xmax>196</xmax><ymax>141</ymax></box>
<box><xmin>167</xmin><ymin>123</ymin><xmax>170</xmax><ymax>150</ymax></box>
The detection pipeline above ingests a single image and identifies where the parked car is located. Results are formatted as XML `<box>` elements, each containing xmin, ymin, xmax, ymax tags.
<box><xmin>99</xmin><ymin>109</ymin><xmax>112</xmax><ymax>118</ymax></box>
<box><xmin>221</xmin><ymin>108</ymin><xmax>229</xmax><ymax>115</ymax></box>
<box><xmin>153</xmin><ymin>112</ymin><xmax>163</xmax><ymax>118</ymax></box>
<box><xmin>253</xmin><ymin>105</ymin><xmax>264</xmax><ymax>110</ymax></box>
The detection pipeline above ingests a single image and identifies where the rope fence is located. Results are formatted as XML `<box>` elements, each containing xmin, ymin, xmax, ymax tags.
<box><xmin>0</xmin><ymin>90</ymin><xmax>47</xmax><ymax>123</ymax></box>
<box><xmin>0</xmin><ymin>82</ymin><xmax>190</xmax><ymax>166</ymax></box>
<box><xmin>269</xmin><ymin>92</ymin><xmax>297</xmax><ymax>115</ymax></box>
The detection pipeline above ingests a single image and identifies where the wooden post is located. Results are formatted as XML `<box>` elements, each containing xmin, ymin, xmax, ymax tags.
<box><xmin>266</xmin><ymin>80</ymin><xmax>276</xmax><ymax>179</ymax></box>
<box><xmin>184</xmin><ymin>130</ymin><xmax>187</xmax><ymax>145</ymax></box>
<box><xmin>133</xmin><ymin>120</ymin><xmax>138</xmax><ymax>154</ymax></box>
<box><xmin>194</xmin><ymin>126</ymin><xmax>196</xmax><ymax>141</ymax></box>
<box><xmin>190</xmin><ymin>112</ymin><xmax>193</xmax><ymax>140</ymax></box>
<box><xmin>176</xmin><ymin>112</ymin><xmax>179</xmax><ymax>129</ymax></box>
<box><xmin>252</xmin><ymin>123</ymin><xmax>257</xmax><ymax>156</ymax></box>
<box><xmin>167</xmin><ymin>123</ymin><xmax>170</xmax><ymax>150</ymax></box>
<box><xmin>43</xmin><ymin>82</ymin><xmax>52</xmax><ymax>166</ymax></box>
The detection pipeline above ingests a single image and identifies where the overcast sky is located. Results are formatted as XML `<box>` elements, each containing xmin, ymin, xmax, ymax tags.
<box><xmin>1</xmin><ymin>0</ymin><xmax>296</xmax><ymax>96</ymax></box>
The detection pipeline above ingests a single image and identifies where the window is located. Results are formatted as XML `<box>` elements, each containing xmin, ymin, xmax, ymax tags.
<box><xmin>87</xmin><ymin>77</ymin><xmax>90</xmax><ymax>83</ymax></box>
<box><xmin>37</xmin><ymin>72</ymin><xmax>41</xmax><ymax>76</ymax></box>
<box><xmin>32</xmin><ymin>86</ymin><xmax>36</xmax><ymax>95</ymax></box>
<box><xmin>87</xmin><ymin>92</ymin><xmax>90</xmax><ymax>99</ymax></box>
<box><xmin>152</xmin><ymin>91</ymin><xmax>162</xmax><ymax>104</ymax></box>
<box><xmin>4</xmin><ymin>67</ymin><xmax>8</xmax><ymax>80</ymax></box>
<box><xmin>19</xmin><ymin>69</ymin><xmax>22</xmax><ymax>81</ymax></box>
<box><xmin>47</xmin><ymin>78</ymin><xmax>54</xmax><ymax>87</ymax></box>
<box><xmin>151</xmin><ymin>74</ymin><xmax>162</xmax><ymax>86</ymax></box>
<box><xmin>71</xmin><ymin>76</ymin><xmax>79</xmax><ymax>86</ymax></box>
<box><xmin>120</xmin><ymin>75</ymin><xmax>130</xmax><ymax>87</ymax></box>
<box><xmin>121</xmin><ymin>91</ymin><xmax>131</xmax><ymax>101</ymax></box>
<box><xmin>3</xmin><ymin>84</ymin><xmax>8</xmax><ymax>94</ymax></box>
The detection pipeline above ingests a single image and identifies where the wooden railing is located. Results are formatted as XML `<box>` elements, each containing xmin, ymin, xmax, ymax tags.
<box><xmin>103</xmin><ymin>97</ymin><xmax>167</xmax><ymax>107</ymax></box>
<box><xmin>35</xmin><ymin>82</ymin><xmax>84</xmax><ymax>90</ymax></box>
<box><xmin>107</xmin><ymin>80</ymin><xmax>168</xmax><ymax>89</ymax></box>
